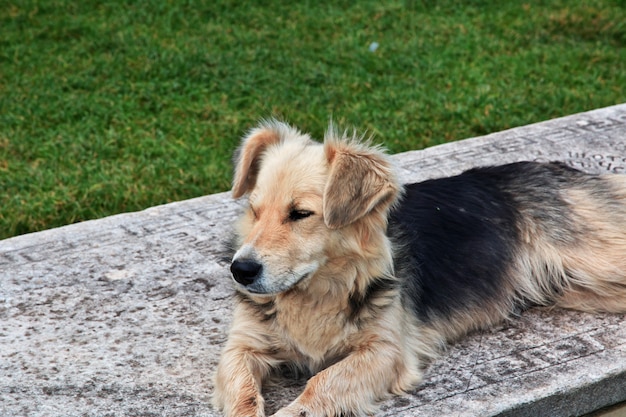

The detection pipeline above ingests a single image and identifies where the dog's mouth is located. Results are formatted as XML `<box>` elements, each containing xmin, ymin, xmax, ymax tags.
<box><xmin>240</xmin><ymin>271</ymin><xmax>312</xmax><ymax>295</ymax></box>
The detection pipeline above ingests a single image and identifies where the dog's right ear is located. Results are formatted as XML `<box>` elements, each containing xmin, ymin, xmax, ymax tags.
<box><xmin>231</xmin><ymin>124</ymin><xmax>283</xmax><ymax>198</ymax></box>
<box><xmin>323</xmin><ymin>133</ymin><xmax>400</xmax><ymax>229</ymax></box>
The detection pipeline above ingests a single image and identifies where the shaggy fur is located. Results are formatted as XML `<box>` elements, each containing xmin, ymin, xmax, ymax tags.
<box><xmin>213</xmin><ymin>120</ymin><xmax>626</xmax><ymax>417</ymax></box>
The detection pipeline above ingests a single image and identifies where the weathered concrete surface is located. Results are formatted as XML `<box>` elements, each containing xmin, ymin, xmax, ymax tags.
<box><xmin>2</xmin><ymin>104</ymin><xmax>626</xmax><ymax>417</ymax></box>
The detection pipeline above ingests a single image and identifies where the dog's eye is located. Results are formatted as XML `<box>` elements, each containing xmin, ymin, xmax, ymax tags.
<box><xmin>249</xmin><ymin>206</ymin><xmax>258</xmax><ymax>219</ymax></box>
<box><xmin>288</xmin><ymin>209</ymin><xmax>314</xmax><ymax>222</ymax></box>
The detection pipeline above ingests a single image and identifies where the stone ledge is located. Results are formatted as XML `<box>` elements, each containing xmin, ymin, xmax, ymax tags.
<box><xmin>1</xmin><ymin>104</ymin><xmax>626</xmax><ymax>417</ymax></box>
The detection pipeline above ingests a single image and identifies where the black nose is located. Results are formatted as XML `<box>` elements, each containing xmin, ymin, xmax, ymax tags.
<box><xmin>230</xmin><ymin>259</ymin><xmax>263</xmax><ymax>286</ymax></box>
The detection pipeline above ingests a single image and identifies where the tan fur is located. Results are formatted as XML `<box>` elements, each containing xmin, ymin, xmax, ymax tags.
<box><xmin>556</xmin><ymin>176</ymin><xmax>626</xmax><ymax>312</ymax></box>
<box><xmin>506</xmin><ymin>176</ymin><xmax>626</xmax><ymax>315</ymax></box>
<box><xmin>323</xmin><ymin>134</ymin><xmax>400</xmax><ymax>229</ymax></box>
<box><xmin>214</xmin><ymin>120</ymin><xmax>626</xmax><ymax>417</ymax></box>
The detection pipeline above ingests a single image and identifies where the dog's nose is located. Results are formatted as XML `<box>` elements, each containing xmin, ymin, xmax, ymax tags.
<box><xmin>230</xmin><ymin>259</ymin><xmax>262</xmax><ymax>286</ymax></box>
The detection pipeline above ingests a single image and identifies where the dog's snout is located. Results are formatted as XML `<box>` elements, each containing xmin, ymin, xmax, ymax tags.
<box><xmin>230</xmin><ymin>259</ymin><xmax>263</xmax><ymax>286</ymax></box>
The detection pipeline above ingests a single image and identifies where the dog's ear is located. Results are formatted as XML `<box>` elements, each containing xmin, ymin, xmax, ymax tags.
<box><xmin>323</xmin><ymin>134</ymin><xmax>400</xmax><ymax>229</ymax></box>
<box><xmin>231</xmin><ymin>123</ymin><xmax>284</xmax><ymax>198</ymax></box>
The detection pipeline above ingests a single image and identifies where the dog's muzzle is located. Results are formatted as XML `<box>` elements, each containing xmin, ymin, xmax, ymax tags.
<box><xmin>230</xmin><ymin>259</ymin><xmax>263</xmax><ymax>286</ymax></box>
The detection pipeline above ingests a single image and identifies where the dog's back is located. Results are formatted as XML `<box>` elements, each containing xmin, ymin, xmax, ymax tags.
<box><xmin>391</xmin><ymin>161</ymin><xmax>626</xmax><ymax>340</ymax></box>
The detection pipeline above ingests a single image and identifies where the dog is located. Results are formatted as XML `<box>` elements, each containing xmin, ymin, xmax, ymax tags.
<box><xmin>213</xmin><ymin>120</ymin><xmax>626</xmax><ymax>417</ymax></box>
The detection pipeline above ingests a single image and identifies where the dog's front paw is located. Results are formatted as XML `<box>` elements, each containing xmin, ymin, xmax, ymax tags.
<box><xmin>271</xmin><ymin>404</ymin><xmax>317</xmax><ymax>417</ymax></box>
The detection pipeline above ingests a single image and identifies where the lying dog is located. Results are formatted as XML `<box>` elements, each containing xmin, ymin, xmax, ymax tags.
<box><xmin>214</xmin><ymin>120</ymin><xmax>626</xmax><ymax>417</ymax></box>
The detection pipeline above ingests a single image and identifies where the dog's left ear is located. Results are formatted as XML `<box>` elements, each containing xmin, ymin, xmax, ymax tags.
<box><xmin>323</xmin><ymin>135</ymin><xmax>400</xmax><ymax>229</ymax></box>
<box><xmin>231</xmin><ymin>123</ymin><xmax>285</xmax><ymax>198</ymax></box>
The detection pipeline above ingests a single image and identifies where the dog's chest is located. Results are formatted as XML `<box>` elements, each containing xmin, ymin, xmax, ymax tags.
<box><xmin>273</xmin><ymin>298</ymin><xmax>352</xmax><ymax>361</ymax></box>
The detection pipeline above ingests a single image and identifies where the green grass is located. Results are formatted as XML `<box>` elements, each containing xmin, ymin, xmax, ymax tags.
<box><xmin>1</xmin><ymin>0</ymin><xmax>625</xmax><ymax>239</ymax></box>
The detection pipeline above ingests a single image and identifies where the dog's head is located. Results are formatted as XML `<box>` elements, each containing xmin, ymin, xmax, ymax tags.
<box><xmin>229</xmin><ymin>120</ymin><xmax>400</xmax><ymax>295</ymax></box>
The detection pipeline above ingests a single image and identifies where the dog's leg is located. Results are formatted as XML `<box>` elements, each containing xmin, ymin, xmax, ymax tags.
<box><xmin>214</xmin><ymin>305</ymin><xmax>282</xmax><ymax>417</ymax></box>
<box><xmin>213</xmin><ymin>343</ymin><xmax>272</xmax><ymax>417</ymax></box>
<box><xmin>271</xmin><ymin>334</ymin><xmax>416</xmax><ymax>417</ymax></box>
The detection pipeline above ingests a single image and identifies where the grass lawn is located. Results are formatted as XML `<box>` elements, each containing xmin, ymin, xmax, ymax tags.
<box><xmin>1</xmin><ymin>0</ymin><xmax>625</xmax><ymax>239</ymax></box>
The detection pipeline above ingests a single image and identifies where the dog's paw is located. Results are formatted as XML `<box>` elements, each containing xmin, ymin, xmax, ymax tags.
<box><xmin>270</xmin><ymin>404</ymin><xmax>317</xmax><ymax>417</ymax></box>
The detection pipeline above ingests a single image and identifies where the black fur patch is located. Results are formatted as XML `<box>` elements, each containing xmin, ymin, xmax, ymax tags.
<box><xmin>479</xmin><ymin>161</ymin><xmax>582</xmax><ymax>245</ymax></box>
<box><xmin>348</xmin><ymin>276</ymin><xmax>398</xmax><ymax>326</ymax></box>
<box><xmin>389</xmin><ymin>162</ymin><xmax>579</xmax><ymax>322</ymax></box>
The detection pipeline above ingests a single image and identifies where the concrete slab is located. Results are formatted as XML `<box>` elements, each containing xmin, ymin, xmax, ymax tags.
<box><xmin>1</xmin><ymin>104</ymin><xmax>626</xmax><ymax>417</ymax></box>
